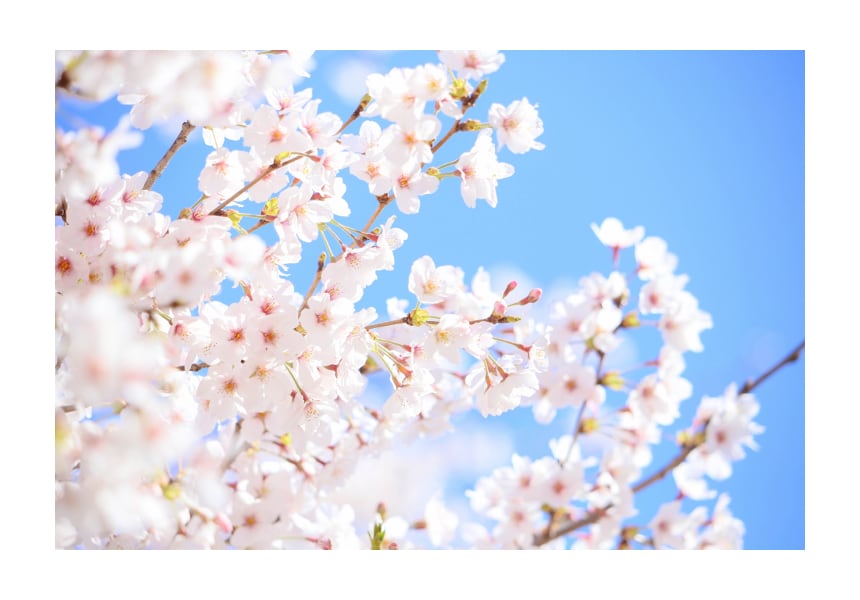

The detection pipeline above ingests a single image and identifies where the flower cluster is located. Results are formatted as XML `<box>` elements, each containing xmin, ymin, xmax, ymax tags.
<box><xmin>56</xmin><ymin>50</ymin><xmax>767</xmax><ymax>550</ymax></box>
<box><xmin>460</xmin><ymin>218</ymin><xmax>757</xmax><ymax>548</ymax></box>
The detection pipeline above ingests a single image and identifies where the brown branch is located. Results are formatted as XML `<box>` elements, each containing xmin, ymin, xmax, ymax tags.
<box><xmin>245</xmin><ymin>219</ymin><xmax>272</xmax><ymax>235</ymax></box>
<box><xmin>631</xmin><ymin>339</ymin><xmax>805</xmax><ymax>495</ymax></box>
<box><xmin>532</xmin><ymin>506</ymin><xmax>612</xmax><ymax>547</ymax></box>
<box><xmin>144</xmin><ymin>121</ymin><xmax>195</xmax><ymax>191</ymax></box>
<box><xmin>176</xmin><ymin>362</ymin><xmax>210</xmax><ymax>372</ymax></box>
<box><xmin>533</xmin><ymin>339</ymin><xmax>805</xmax><ymax>547</ymax></box>
<box><xmin>366</xmin><ymin>317</ymin><xmax>409</xmax><ymax>331</ymax></box>
<box><xmin>360</xmin><ymin>194</ymin><xmax>392</xmax><ymax>234</ymax></box>
<box><xmin>209</xmin><ymin>154</ymin><xmax>302</xmax><ymax>216</ymax></box>
<box><xmin>632</xmin><ymin>445</ymin><xmax>697</xmax><ymax>494</ymax></box>
<box><xmin>430</xmin><ymin>120</ymin><xmax>464</xmax><ymax>154</ymax></box>
<box><xmin>740</xmin><ymin>340</ymin><xmax>805</xmax><ymax>394</ymax></box>
<box><xmin>335</xmin><ymin>94</ymin><xmax>371</xmax><ymax>136</ymax></box>
<box><xmin>338</xmin><ymin>83</ymin><xmax>485</xmax><ymax>252</ymax></box>
<box><xmin>299</xmin><ymin>253</ymin><xmax>327</xmax><ymax>312</ymax></box>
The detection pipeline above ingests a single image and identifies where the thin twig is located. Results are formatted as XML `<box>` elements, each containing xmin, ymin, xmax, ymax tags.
<box><xmin>366</xmin><ymin>317</ymin><xmax>409</xmax><ymax>331</ymax></box>
<box><xmin>335</xmin><ymin>94</ymin><xmax>371</xmax><ymax>136</ymax></box>
<box><xmin>631</xmin><ymin>445</ymin><xmax>697</xmax><ymax>494</ymax></box>
<box><xmin>245</xmin><ymin>219</ymin><xmax>272</xmax><ymax>235</ymax></box>
<box><xmin>360</xmin><ymin>194</ymin><xmax>392</xmax><ymax>234</ymax></box>
<box><xmin>431</xmin><ymin>120</ymin><xmax>463</xmax><ymax>154</ymax></box>
<box><xmin>144</xmin><ymin>121</ymin><xmax>195</xmax><ymax>191</ymax></box>
<box><xmin>740</xmin><ymin>340</ymin><xmax>805</xmax><ymax>394</ymax></box>
<box><xmin>176</xmin><ymin>362</ymin><xmax>210</xmax><ymax>372</ymax></box>
<box><xmin>532</xmin><ymin>506</ymin><xmax>612</xmax><ymax>547</ymax></box>
<box><xmin>299</xmin><ymin>253</ymin><xmax>327</xmax><ymax>312</ymax></box>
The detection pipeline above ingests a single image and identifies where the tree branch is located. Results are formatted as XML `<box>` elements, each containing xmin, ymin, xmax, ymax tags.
<box><xmin>208</xmin><ymin>154</ymin><xmax>301</xmax><ymax>216</ymax></box>
<box><xmin>144</xmin><ymin>121</ymin><xmax>195</xmax><ymax>191</ymax></box>
<box><xmin>740</xmin><ymin>340</ymin><xmax>805</xmax><ymax>394</ymax></box>
<box><xmin>532</xmin><ymin>505</ymin><xmax>612</xmax><ymax>547</ymax></box>
<box><xmin>632</xmin><ymin>340</ymin><xmax>805</xmax><ymax>494</ymax></box>
<box><xmin>532</xmin><ymin>339</ymin><xmax>805</xmax><ymax>547</ymax></box>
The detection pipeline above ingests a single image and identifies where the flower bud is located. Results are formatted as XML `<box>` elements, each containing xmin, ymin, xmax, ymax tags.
<box><xmin>578</xmin><ymin>416</ymin><xmax>600</xmax><ymax>435</ymax></box>
<box><xmin>214</xmin><ymin>513</ymin><xmax>233</xmax><ymax>534</ymax></box>
<box><xmin>263</xmin><ymin>197</ymin><xmax>279</xmax><ymax>217</ymax></box>
<box><xmin>498</xmin><ymin>315</ymin><xmax>522</xmax><ymax>323</ymax></box>
<box><xmin>356</xmin><ymin>93</ymin><xmax>372</xmax><ymax>115</ymax></box>
<box><xmin>406</xmin><ymin>307</ymin><xmax>431</xmax><ymax>326</ymax></box>
<box><xmin>462</xmin><ymin>119</ymin><xmax>485</xmax><ymax>131</ymax></box>
<box><xmin>621</xmin><ymin>311</ymin><xmax>640</xmax><ymax>328</ymax></box>
<box><xmin>226</xmin><ymin>210</ymin><xmax>244</xmax><ymax>231</ymax></box>
<box><xmin>451</xmin><ymin>78</ymin><xmax>469</xmax><ymax>100</ymax></box>
<box><xmin>525</xmin><ymin>288</ymin><xmax>542</xmax><ymax>304</ymax></box>
<box><xmin>599</xmin><ymin>371</ymin><xmax>625</xmax><ymax>391</ymax></box>
<box><xmin>161</xmin><ymin>481</ymin><xmax>182</xmax><ymax>501</ymax></box>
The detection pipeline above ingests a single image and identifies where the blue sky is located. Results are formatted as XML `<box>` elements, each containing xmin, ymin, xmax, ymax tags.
<box><xmin>55</xmin><ymin>50</ymin><xmax>804</xmax><ymax>549</ymax></box>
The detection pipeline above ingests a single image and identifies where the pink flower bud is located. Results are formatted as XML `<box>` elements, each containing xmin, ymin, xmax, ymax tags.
<box><xmin>214</xmin><ymin>513</ymin><xmax>233</xmax><ymax>534</ymax></box>
<box><xmin>526</xmin><ymin>288</ymin><xmax>542</xmax><ymax>303</ymax></box>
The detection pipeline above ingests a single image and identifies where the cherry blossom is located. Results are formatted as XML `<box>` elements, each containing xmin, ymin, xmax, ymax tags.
<box><xmin>591</xmin><ymin>217</ymin><xmax>645</xmax><ymax>264</ymax></box>
<box><xmin>456</xmin><ymin>130</ymin><xmax>515</xmax><ymax>208</ymax></box>
<box><xmin>488</xmin><ymin>97</ymin><xmax>545</xmax><ymax>154</ymax></box>
<box><xmin>438</xmin><ymin>50</ymin><xmax>506</xmax><ymax>80</ymax></box>
<box><xmin>53</xmin><ymin>49</ymin><xmax>797</xmax><ymax>553</ymax></box>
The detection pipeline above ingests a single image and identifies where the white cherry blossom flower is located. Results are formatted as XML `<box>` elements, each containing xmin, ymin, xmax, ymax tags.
<box><xmin>488</xmin><ymin>97</ymin><xmax>545</xmax><ymax>154</ymax></box>
<box><xmin>438</xmin><ymin>50</ymin><xmax>505</xmax><ymax>80</ymax></box>
<box><xmin>456</xmin><ymin>130</ymin><xmax>515</xmax><ymax>208</ymax></box>
<box><xmin>391</xmin><ymin>159</ymin><xmax>440</xmax><ymax>214</ymax></box>
<box><xmin>590</xmin><ymin>217</ymin><xmax>645</xmax><ymax>263</ymax></box>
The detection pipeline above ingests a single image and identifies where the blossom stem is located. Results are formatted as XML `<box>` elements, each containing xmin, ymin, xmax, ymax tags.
<box><xmin>144</xmin><ymin>121</ymin><xmax>195</xmax><ymax>191</ymax></box>
<box><xmin>227</xmin><ymin>211</ymin><xmax>272</xmax><ymax>220</ymax></box>
<box><xmin>490</xmin><ymin>336</ymin><xmax>525</xmax><ymax>349</ymax></box>
<box><xmin>284</xmin><ymin>363</ymin><xmax>310</xmax><ymax>403</ymax></box>
<box><xmin>373</xmin><ymin>344</ymin><xmax>405</xmax><ymax>385</ymax></box>
<box><xmin>434</xmin><ymin>159</ymin><xmax>460</xmax><ymax>170</ymax></box>
<box><xmin>372</xmin><ymin>336</ymin><xmax>412</xmax><ymax>351</ymax></box>
<box><xmin>319</xmin><ymin>227</ymin><xmax>336</xmax><ymax>261</ymax></box>
<box><xmin>330</xmin><ymin>219</ymin><xmax>368</xmax><ymax>245</ymax></box>
<box><xmin>323</xmin><ymin>223</ymin><xmax>348</xmax><ymax>252</ymax></box>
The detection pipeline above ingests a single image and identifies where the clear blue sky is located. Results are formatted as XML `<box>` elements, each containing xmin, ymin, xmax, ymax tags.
<box><xmin>56</xmin><ymin>50</ymin><xmax>804</xmax><ymax>549</ymax></box>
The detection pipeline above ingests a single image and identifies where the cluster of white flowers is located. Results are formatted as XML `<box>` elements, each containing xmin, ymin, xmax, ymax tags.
<box><xmin>55</xmin><ymin>50</ymin><xmax>759</xmax><ymax>550</ymax></box>
<box><xmin>461</xmin><ymin>218</ymin><xmax>759</xmax><ymax>548</ymax></box>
